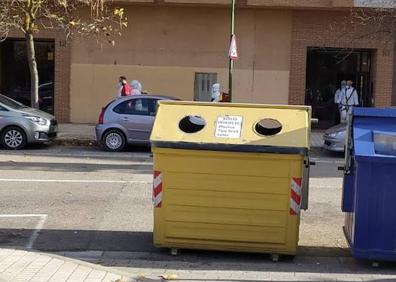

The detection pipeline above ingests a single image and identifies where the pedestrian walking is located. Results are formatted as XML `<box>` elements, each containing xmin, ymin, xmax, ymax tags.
<box><xmin>130</xmin><ymin>80</ymin><xmax>142</xmax><ymax>95</ymax></box>
<box><xmin>338</xmin><ymin>79</ymin><xmax>359</xmax><ymax>123</ymax></box>
<box><xmin>117</xmin><ymin>76</ymin><xmax>131</xmax><ymax>97</ymax></box>
<box><xmin>334</xmin><ymin>80</ymin><xmax>347</xmax><ymax>124</ymax></box>
<box><xmin>211</xmin><ymin>83</ymin><xmax>222</xmax><ymax>102</ymax></box>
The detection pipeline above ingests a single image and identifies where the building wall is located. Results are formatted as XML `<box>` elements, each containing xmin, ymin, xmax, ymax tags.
<box><xmin>289</xmin><ymin>10</ymin><xmax>394</xmax><ymax>108</ymax></box>
<box><xmin>121</xmin><ymin>0</ymin><xmax>356</xmax><ymax>8</ymax></box>
<box><xmin>69</xmin><ymin>6</ymin><xmax>292</xmax><ymax>123</ymax></box>
<box><xmin>393</xmin><ymin>43</ymin><xmax>396</xmax><ymax>106</ymax></box>
<box><xmin>2</xmin><ymin>2</ymin><xmax>394</xmax><ymax>124</ymax></box>
<box><xmin>123</xmin><ymin>0</ymin><xmax>394</xmax><ymax>9</ymax></box>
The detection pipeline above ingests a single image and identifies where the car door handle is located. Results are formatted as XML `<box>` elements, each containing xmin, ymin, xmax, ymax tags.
<box><xmin>120</xmin><ymin>117</ymin><xmax>129</xmax><ymax>121</ymax></box>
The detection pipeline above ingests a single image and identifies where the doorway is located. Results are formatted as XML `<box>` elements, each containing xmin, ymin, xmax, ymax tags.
<box><xmin>0</xmin><ymin>39</ymin><xmax>55</xmax><ymax>114</ymax></box>
<box><xmin>305</xmin><ymin>47</ymin><xmax>373</xmax><ymax>129</ymax></box>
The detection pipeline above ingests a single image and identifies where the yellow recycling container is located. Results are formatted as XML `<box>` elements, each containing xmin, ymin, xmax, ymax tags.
<box><xmin>151</xmin><ymin>101</ymin><xmax>311</xmax><ymax>257</ymax></box>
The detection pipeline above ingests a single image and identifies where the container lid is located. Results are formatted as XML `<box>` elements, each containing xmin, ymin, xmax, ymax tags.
<box><xmin>353</xmin><ymin>107</ymin><xmax>396</xmax><ymax>118</ymax></box>
<box><xmin>352</xmin><ymin>107</ymin><xmax>396</xmax><ymax>158</ymax></box>
<box><xmin>373</xmin><ymin>131</ymin><xmax>396</xmax><ymax>156</ymax></box>
<box><xmin>150</xmin><ymin>101</ymin><xmax>311</xmax><ymax>153</ymax></box>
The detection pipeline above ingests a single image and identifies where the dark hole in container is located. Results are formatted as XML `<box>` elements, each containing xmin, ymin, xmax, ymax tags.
<box><xmin>179</xmin><ymin>115</ymin><xmax>206</xmax><ymax>133</ymax></box>
<box><xmin>255</xmin><ymin>118</ymin><xmax>282</xmax><ymax>136</ymax></box>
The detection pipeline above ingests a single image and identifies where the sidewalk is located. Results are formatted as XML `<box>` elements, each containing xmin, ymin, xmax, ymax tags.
<box><xmin>47</xmin><ymin>250</ymin><xmax>396</xmax><ymax>282</ymax></box>
<box><xmin>56</xmin><ymin>124</ymin><xmax>325</xmax><ymax>148</ymax></box>
<box><xmin>0</xmin><ymin>248</ymin><xmax>134</xmax><ymax>282</ymax></box>
<box><xmin>3</xmin><ymin>248</ymin><xmax>396</xmax><ymax>282</ymax></box>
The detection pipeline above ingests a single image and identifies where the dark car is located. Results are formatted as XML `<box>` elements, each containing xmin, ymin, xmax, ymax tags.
<box><xmin>12</xmin><ymin>82</ymin><xmax>54</xmax><ymax>114</ymax></box>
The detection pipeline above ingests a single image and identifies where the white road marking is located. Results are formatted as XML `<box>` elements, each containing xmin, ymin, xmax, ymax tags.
<box><xmin>27</xmin><ymin>215</ymin><xmax>47</xmax><ymax>249</ymax></box>
<box><xmin>0</xmin><ymin>179</ymin><xmax>150</xmax><ymax>184</ymax></box>
<box><xmin>0</xmin><ymin>176</ymin><xmax>340</xmax><ymax>188</ymax></box>
<box><xmin>0</xmin><ymin>214</ymin><xmax>47</xmax><ymax>218</ymax></box>
<box><xmin>0</xmin><ymin>214</ymin><xmax>48</xmax><ymax>249</ymax></box>
<box><xmin>0</xmin><ymin>151</ymin><xmax>152</xmax><ymax>160</ymax></box>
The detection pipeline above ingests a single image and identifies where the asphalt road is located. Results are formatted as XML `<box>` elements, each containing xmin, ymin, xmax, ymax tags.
<box><xmin>0</xmin><ymin>145</ymin><xmax>346</xmax><ymax>256</ymax></box>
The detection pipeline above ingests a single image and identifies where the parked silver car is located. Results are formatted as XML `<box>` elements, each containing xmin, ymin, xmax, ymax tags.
<box><xmin>323</xmin><ymin>123</ymin><xmax>346</xmax><ymax>152</ymax></box>
<box><xmin>0</xmin><ymin>94</ymin><xmax>57</xmax><ymax>150</ymax></box>
<box><xmin>96</xmin><ymin>95</ymin><xmax>178</xmax><ymax>152</ymax></box>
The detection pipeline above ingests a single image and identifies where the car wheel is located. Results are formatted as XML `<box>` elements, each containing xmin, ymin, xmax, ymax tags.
<box><xmin>1</xmin><ymin>126</ymin><xmax>27</xmax><ymax>150</ymax></box>
<box><xmin>102</xmin><ymin>129</ymin><xmax>126</xmax><ymax>152</ymax></box>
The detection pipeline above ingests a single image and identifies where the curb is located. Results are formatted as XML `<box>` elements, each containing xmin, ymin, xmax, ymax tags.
<box><xmin>52</xmin><ymin>138</ymin><xmax>324</xmax><ymax>149</ymax></box>
<box><xmin>52</xmin><ymin>138</ymin><xmax>98</xmax><ymax>147</ymax></box>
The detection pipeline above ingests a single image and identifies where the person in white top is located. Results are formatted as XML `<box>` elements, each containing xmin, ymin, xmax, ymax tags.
<box><xmin>130</xmin><ymin>80</ymin><xmax>142</xmax><ymax>95</ymax></box>
<box><xmin>334</xmin><ymin>80</ymin><xmax>346</xmax><ymax>123</ymax></box>
<box><xmin>334</xmin><ymin>80</ymin><xmax>347</xmax><ymax>109</ymax></box>
<box><xmin>337</xmin><ymin>79</ymin><xmax>359</xmax><ymax>123</ymax></box>
<box><xmin>211</xmin><ymin>83</ymin><xmax>221</xmax><ymax>102</ymax></box>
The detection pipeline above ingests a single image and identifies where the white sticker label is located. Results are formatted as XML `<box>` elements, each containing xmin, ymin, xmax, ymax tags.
<box><xmin>215</xmin><ymin>116</ymin><xmax>243</xmax><ymax>139</ymax></box>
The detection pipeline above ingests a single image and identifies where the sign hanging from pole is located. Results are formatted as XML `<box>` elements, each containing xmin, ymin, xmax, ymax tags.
<box><xmin>228</xmin><ymin>34</ymin><xmax>238</xmax><ymax>60</ymax></box>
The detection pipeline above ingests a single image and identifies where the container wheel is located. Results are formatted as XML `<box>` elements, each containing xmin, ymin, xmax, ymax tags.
<box><xmin>170</xmin><ymin>248</ymin><xmax>180</xmax><ymax>256</ymax></box>
<box><xmin>271</xmin><ymin>254</ymin><xmax>280</xmax><ymax>262</ymax></box>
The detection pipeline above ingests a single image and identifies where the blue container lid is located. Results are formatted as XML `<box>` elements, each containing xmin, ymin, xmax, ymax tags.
<box><xmin>352</xmin><ymin>108</ymin><xmax>396</xmax><ymax>160</ymax></box>
<box><xmin>373</xmin><ymin>131</ymin><xmax>396</xmax><ymax>156</ymax></box>
<box><xmin>353</xmin><ymin>107</ymin><xmax>396</xmax><ymax>118</ymax></box>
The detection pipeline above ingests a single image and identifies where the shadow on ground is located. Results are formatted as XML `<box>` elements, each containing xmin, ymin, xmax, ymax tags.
<box><xmin>311</xmin><ymin>147</ymin><xmax>345</xmax><ymax>158</ymax></box>
<box><xmin>0</xmin><ymin>143</ymin><xmax>151</xmax><ymax>153</ymax></box>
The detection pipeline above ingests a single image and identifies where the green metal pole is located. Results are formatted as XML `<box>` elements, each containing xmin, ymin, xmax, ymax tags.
<box><xmin>228</xmin><ymin>0</ymin><xmax>235</xmax><ymax>102</ymax></box>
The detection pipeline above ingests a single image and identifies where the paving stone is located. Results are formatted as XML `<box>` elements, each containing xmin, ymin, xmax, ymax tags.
<box><xmin>29</xmin><ymin>258</ymin><xmax>64</xmax><ymax>282</ymax></box>
<box><xmin>0</xmin><ymin>251</ymin><xmax>27</xmax><ymax>273</ymax></box>
<box><xmin>85</xmin><ymin>269</ymin><xmax>107</xmax><ymax>280</ymax></box>
<box><xmin>48</xmin><ymin>261</ymin><xmax>78</xmax><ymax>282</ymax></box>
<box><xmin>1</xmin><ymin>253</ymin><xmax>39</xmax><ymax>281</ymax></box>
<box><xmin>101</xmin><ymin>272</ymin><xmax>122</xmax><ymax>282</ymax></box>
<box><xmin>66</xmin><ymin>265</ymin><xmax>92</xmax><ymax>281</ymax></box>
<box><xmin>0</xmin><ymin>248</ymin><xmax>132</xmax><ymax>282</ymax></box>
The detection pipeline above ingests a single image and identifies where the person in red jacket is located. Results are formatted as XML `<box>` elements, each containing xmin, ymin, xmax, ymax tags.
<box><xmin>117</xmin><ymin>76</ymin><xmax>131</xmax><ymax>97</ymax></box>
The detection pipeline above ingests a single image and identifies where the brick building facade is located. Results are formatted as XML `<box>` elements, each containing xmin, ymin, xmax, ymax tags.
<box><xmin>0</xmin><ymin>0</ymin><xmax>395</xmax><ymax>124</ymax></box>
<box><xmin>289</xmin><ymin>10</ymin><xmax>394</xmax><ymax>108</ymax></box>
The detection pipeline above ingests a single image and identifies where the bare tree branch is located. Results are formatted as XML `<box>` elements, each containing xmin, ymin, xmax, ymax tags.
<box><xmin>350</xmin><ymin>6</ymin><xmax>396</xmax><ymax>45</ymax></box>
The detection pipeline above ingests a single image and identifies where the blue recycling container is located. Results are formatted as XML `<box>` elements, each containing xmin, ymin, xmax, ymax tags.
<box><xmin>343</xmin><ymin>108</ymin><xmax>396</xmax><ymax>262</ymax></box>
<box><xmin>341</xmin><ymin>169</ymin><xmax>355</xmax><ymax>213</ymax></box>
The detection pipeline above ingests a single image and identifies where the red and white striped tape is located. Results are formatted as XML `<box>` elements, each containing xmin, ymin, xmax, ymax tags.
<box><xmin>290</xmin><ymin>177</ymin><xmax>302</xmax><ymax>215</ymax></box>
<box><xmin>153</xmin><ymin>171</ymin><xmax>163</xmax><ymax>208</ymax></box>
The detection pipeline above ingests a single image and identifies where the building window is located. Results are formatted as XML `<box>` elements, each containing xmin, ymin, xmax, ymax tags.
<box><xmin>194</xmin><ymin>73</ymin><xmax>217</xmax><ymax>102</ymax></box>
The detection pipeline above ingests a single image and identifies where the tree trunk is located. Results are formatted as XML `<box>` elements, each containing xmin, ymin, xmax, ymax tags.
<box><xmin>25</xmin><ymin>32</ymin><xmax>39</xmax><ymax>108</ymax></box>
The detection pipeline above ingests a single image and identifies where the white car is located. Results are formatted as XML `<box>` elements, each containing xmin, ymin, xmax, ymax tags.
<box><xmin>323</xmin><ymin>123</ymin><xmax>346</xmax><ymax>152</ymax></box>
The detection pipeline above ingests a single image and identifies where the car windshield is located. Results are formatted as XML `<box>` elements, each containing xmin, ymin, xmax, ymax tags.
<box><xmin>0</xmin><ymin>94</ymin><xmax>27</xmax><ymax>109</ymax></box>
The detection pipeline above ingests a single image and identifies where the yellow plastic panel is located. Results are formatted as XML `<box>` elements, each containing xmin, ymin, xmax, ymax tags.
<box><xmin>153</xmin><ymin>148</ymin><xmax>303</xmax><ymax>255</ymax></box>
<box><xmin>151</xmin><ymin>101</ymin><xmax>311</xmax><ymax>149</ymax></box>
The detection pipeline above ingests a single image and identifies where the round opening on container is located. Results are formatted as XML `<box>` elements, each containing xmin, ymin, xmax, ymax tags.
<box><xmin>179</xmin><ymin>115</ymin><xmax>206</xmax><ymax>133</ymax></box>
<box><xmin>254</xmin><ymin>118</ymin><xmax>282</xmax><ymax>136</ymax></box>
